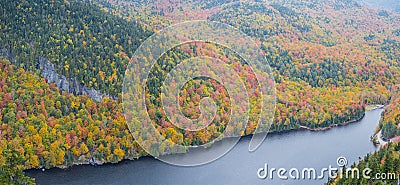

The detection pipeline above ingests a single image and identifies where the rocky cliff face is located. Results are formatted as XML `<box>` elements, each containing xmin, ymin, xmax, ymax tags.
<box><xmin>1</xmin><ymin>47</ymin><xmax>116</xmax><ymax>102</ymax></box>
<box><xmin>0</xmin><ymin>48</ymin><xmax>16</xmax><ymax>64</ymax></box>
<box><xmin>38</xmin><ymin>57</ymin><xmax>117</xmax><ymax>101</ymax></box>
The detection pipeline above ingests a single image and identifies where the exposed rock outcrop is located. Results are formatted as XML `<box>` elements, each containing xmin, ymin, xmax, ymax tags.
<box><xmin>38</xmin><ymin>57</ymin><xmax>117</xmax><ymax>101</ymax></box>
<box><xmin>1</xmin><ymin>47</ymin><xmax>117</xmax><ymax>102</ymax></box>
<box><xmin>0</xmin><ymin>48</ymin><xmax>16</xmax><ymax>63</ymax></box>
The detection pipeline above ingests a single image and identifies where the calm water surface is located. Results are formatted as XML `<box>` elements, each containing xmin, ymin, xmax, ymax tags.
<box><xmin>26</xmin><ymin>109</ymin><xmax>383</xmax><ymax>185</ymax></box>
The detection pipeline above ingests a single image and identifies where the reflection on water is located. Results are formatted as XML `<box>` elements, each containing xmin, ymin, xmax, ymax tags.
<box><xmin>26</xmin><ymin>109</ymin><xmax>382</xmax><ymax>185</ymax></box>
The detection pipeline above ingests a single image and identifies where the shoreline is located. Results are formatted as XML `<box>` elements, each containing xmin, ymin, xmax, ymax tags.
<box><xmin>298</xmin><ymin>113</ymin><xmax>365</xmax><ymax>132</ymax></box>
<box><xmin>27</xmin><ymin>108</ymin><xmax>381</xmax><ymax>172</ymax></box>
<box><xmin>370</xmin><ymin>104</ymin><xmax>394</xmax><ymax>147</ymax></box>
<box><xmin>372</xmin><ymin>130</ymin><xmax>388</xmax><ymax>147</ymax></box>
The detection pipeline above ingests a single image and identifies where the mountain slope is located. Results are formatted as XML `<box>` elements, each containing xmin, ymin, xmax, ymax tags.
<box><xmin>0</xmin><ymin>0</ymin><xmax>151</xmax><ymax>95</ymax></box>
<box><xmin>0</xmin><ymin>1</ymin><xmax>399</xmax><ymax>184</ymax></box>
<box><xmin>96</xmin><ymin>0</ymin><xmax>399</xmax><ymax>130</ymax></box>
<box><xmin>358</xmin><ymin>0</ymin><xmax>400</xmax><ymax>13</ymax></box>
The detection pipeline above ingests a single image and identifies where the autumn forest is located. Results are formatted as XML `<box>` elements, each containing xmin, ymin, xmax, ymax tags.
<box><xmin>0</xmin><ymin>0</ymin><xmax>399</xmax><ymax>184</ymax></box>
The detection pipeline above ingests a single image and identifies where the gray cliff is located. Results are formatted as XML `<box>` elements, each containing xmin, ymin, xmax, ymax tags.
<box><xmin>38</xmin><ymin>57</ymin><xmax>116</xmax><ymax>101</ymax></box>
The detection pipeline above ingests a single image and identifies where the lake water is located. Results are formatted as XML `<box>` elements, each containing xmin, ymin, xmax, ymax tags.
<box><xmin>26</xmin><ymin>109</ymin><xmax>383</xmax><ymax>185</ymax></box>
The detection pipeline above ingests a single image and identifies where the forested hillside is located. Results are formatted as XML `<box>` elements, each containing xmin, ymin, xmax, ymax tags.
<box><xmin>97</xmin><ymin>0</ymin><xmax>399</xmax><ymax>131</ymax></box>
<box><xmin>358</xmin><ymin>0</ymin><xmax>400</xmax><ymax>13</ymax></box>
<box><xmin>378</xmin><ymin>86</ymin><xmax>400</xmax><ymax>139</ymax></box>
<box><xmin>0</xmin><ymin>0</ymin><xmax>400</xmax><ymax>184</ymax></box>
<box><xmin>328</xmin><ymin>141</ymin><xmax>400</xmax><ymax>185</ymax></box>
<box><xmin>0</xmin><ymin>0</ymin><xmax>151</xmax><ymax>95</ymax></box>
<box><xmin>0</xmin><ymin>58</ymin><xmax>146</xmax><ymax>183</ymax></box>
